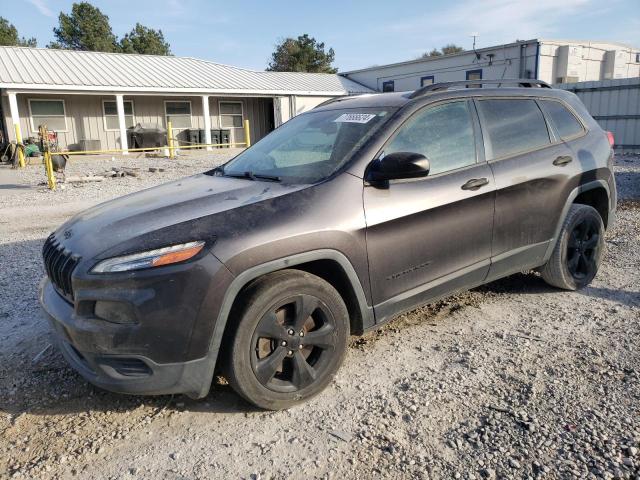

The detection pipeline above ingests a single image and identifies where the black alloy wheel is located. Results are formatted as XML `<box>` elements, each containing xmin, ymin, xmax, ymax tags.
<box><xmin>540</xmin><ymin>204</ymin><xmax>605</xmax><ymax>290</ymax></box>
<box><xmin>224</xmin><ymin>269</ymin><xmax>349</xmax><ymax>410</ymax></box>
<box><xmin>566</xmin><ymin>217</ymin><xmax>600</xmax><ymax>281</ymax></box>
<box><xmin>250</xmin><ymin>294</ymin><xmax>337</xmax><ymax>392</ymax></box>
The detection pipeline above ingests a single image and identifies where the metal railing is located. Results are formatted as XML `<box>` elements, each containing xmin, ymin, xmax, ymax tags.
<box><xmin>15</xmin><ymin>119</ymin><xmax>252</xmax><ymax>190</ymax></box>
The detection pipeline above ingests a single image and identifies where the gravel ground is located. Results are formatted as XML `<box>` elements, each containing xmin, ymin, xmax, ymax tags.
<box><xmin>0</xmin><ymin>154</ymin><xmax>638</xmax><ymax>480</ymax></box>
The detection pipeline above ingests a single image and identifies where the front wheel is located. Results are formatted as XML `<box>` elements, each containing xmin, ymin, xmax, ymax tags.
<box><xmin>223</xmin><ymin>270</ymin><xmax>350</xmax><ymax>410</ymax></box>
<box><xmin>541</xmin><ymin>204</ymin><xmax>605</xmax><ymax>290</ymax></box>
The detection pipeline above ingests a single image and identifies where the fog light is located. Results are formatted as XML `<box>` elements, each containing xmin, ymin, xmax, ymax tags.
<box><xmin>94</xmin><ymin>300</ymin><xmax>137</xmax><ymax>324</ymax></box>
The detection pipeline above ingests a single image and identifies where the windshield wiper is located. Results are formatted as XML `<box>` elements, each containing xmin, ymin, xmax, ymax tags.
<box><xmin>222</xmin><ymin>171</ymin><xmax>281</xmax><ymax>182</ymax></box>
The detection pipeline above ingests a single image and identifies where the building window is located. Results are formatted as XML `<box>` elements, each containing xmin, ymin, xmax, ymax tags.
<box><xmin>636</xmin><ymin>53</ymin><xmax>640</xmax><ymax>63</ymax></box>
<box><xmin>29</xmin><ymin>99</ymin><xmax>67</xmax><ymax>132</ymax></box>
<box><xmin>103</xmin><ymin>100</ymin><xmax>135</xmax><ymax>130</ymax></box>
<box><xmin>382</xmin><ymin>80</ymin><xmax>395</xmax><ymax>92</ymax></box>
<box><xmin>466</xmin><ymin>69</ymin><xmax>482</xmax><ymax>88</ymax></box>
<box><xmin>420</xmin><ymin>76</ymin><xmax>435</xmax><ymax>87</ymax></box>
<box><xmin>165</xmin><ymin>101</ymin><xmax>192</xmax><ymax>129</ymax></box>
<box><xmin>219</xmin><ymin>101</ymin><xmax>244</xmax><ymax>128</ymax></box>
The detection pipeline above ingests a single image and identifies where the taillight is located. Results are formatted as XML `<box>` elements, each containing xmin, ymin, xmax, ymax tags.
<box><xmin>606</xmin><ymin>131</ymin><xmax>615</xmax><ymax>147</ymax></box>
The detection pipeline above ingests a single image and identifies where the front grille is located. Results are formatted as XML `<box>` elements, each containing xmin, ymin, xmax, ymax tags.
<box><xmin>42</xmin><ymin>234</ymin><xmax>80</xmax><ymax>300</ymax></box>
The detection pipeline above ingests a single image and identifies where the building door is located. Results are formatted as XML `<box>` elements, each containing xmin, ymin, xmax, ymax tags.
<box><xmin>265</xmin><ymin>98</ymin><xmax>275</xmax><ymax>133</ymax></box>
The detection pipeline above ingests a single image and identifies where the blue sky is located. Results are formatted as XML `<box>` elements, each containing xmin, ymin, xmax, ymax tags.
<box><xmin>2</xmin><ymin>0</ymin><xmax>639</xmax><ymax>71</ymax></box>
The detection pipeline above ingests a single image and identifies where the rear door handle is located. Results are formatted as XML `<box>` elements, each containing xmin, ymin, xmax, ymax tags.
<box><xmin>553</xmin><ymin>155</ymin><xmax>573</xmax><ymax>166</ymax></box>
<box><xmin>461</xmin><ymin>178</ymin><xmax>489</xmax><ymax>191</ymax></box>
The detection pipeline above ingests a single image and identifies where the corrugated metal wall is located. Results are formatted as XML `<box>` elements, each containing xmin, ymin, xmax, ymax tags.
<box><xmin>556</xmin><ymin>78</ymin><xmax>640</xmax><ymax>153</ymax></box>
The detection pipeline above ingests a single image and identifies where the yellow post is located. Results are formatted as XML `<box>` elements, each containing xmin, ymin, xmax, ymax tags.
<box><xmin>44</xmin><ymin>150</ymin><xmax>56</xmax><ymax>190</ymax></box>
<box><xmin>14</xmin><ymin>124</ymin><xmax>25</xmax><ymax>168</ymax></box>
<box><xmin>243</xmin><ymin>119</ymin><xmax>251</xmax><ymax>148</ymax></box>
<box><xmin>39</xmin><ymin>125</ymin><xmax>56</xmax><ymax>190</ymax></box>
<box><xmin>167</xmin><ymin>121</ymin><xmax>175</xmax><ymax>159</ymax></box>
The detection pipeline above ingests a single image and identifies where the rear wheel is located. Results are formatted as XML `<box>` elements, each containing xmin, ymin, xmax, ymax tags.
<box><xmin>224</xmin><ymin>270</ymin><xmax>349</xmax><ymax>410</ymax></box>
<box><xmin>541</xmin><ymin>204</ymin><xmax>604</xmax><ymax>290</ymax></box>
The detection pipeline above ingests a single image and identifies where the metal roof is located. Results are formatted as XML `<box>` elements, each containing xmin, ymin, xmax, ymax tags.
<box><xmin>0</xmin><ymin>46</ymin><xmax>372</xmax><ymax>96</ymax></box>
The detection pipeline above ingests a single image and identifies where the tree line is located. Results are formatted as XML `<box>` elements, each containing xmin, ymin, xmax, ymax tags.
<box><xmin>0</xmin><ymin>2</ymin><xmax>465</xmax><ymax>72</ymax></box>
<box><xmin>0</xmin><ymin>2</ymin><xmax>170</xmax><ymax>55</ymax></box>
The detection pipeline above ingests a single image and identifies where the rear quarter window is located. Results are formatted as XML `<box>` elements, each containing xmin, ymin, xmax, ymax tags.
<box><xmin>476</xmin><ymin>99</ymin><xmax>550</xmax><ymax>159</ymax></box>
<box><xmin>539</xmin><ymin>100</ymin><xmax>585</xmax><ymax>140</ymax></box>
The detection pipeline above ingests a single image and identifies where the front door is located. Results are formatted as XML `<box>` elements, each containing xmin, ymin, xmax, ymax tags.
<box><xmin>364</xmin><ymin>100</ymin><xmax>495</xmax><ymax>322</ymax></box>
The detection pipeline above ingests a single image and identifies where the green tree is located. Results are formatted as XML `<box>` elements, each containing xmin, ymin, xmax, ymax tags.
<box><xmin>0</xmin><ymin>17</ymin><xmax>37</xmax><ymax>47</ymax></box>
<box><xmin>441</xmin><ymin>44</ymin><xmax>464</xmax><ymax>55</ymax></box>
<box><xmin>422</xmin><ymin>44</ymin><xmax>465</xmax><ymax>58</ymax></box>
<box><xmin>49</xmin><ymin>2</ymin><xmax>118</xmax><ymax>52</ymax></box>
<box><xmin>267</xmin><ymin>34</ymin><xmax>337</xmax><ymax>73</ymax></box>
<box><xmin>424</xmin><ymin>48</ymin><xmax>442</xmax><ymax>57</ymax></box>
<box><xmin>119</xmin><ymin>23</ymin><xmax>171</xmax><ymax>55</ymax></box>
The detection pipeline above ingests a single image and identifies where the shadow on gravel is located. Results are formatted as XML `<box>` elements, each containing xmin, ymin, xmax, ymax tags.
<box><xmin>475</xmin><ymin>272</ymin><xmax>552</xmax><ymax>295</ymax></box>
<box><xmin>1</xmin><ymin>350</ymin><xmax>259</xmax><ymax>417</ymax></box>
<box><xmin>0</xmin><ymin>184</ymin><xmax>35</xmax><ymax>190</ymax></box>
<box><xmin>478</xmin><ymin>271</ymin><xmax>638</xmax><ymax>305</ymax></box>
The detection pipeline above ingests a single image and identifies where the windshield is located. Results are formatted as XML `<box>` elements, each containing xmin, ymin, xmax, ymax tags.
<box><xmin>219</xmin><ymin>107</ymin><xmax>394</xmax><ymax>183</ymax></box>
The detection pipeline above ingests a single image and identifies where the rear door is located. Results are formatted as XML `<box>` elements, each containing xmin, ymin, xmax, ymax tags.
<box><xmin>363</xmin><ymin>100</ymin><xmax>495</xmax><ymax>320</ymax></box>
<box><xmin>476</xmin><ymin>97</ymin><xmax>583</xmax><ymax>281</ymax></box>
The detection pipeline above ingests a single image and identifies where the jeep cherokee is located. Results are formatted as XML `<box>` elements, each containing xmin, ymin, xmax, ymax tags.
<box><xmin>40</xmin><ymin>79</ymin><xmax>617</xmax><ymax>410</ymax></box>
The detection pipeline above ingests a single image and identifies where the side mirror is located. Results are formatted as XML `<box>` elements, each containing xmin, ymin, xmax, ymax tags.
<box><xmin>366</xmin><ymin>152</ymin><xmax>430</xmax><ymax>184</ymax></box>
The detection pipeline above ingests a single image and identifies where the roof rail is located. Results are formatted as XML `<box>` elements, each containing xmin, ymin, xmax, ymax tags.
<box><xmin>408</xmin><ymin>79</ymin><xmax>552</xmax><ymax>99</ymax></box>
<box><xmin>314</xmin><ymin>96</ymin><xmax>349</xmax><ymax>108</ymax></box>
<box><xmin>314</xmin><ymin>93</ymin><xmax>376</xmax><ymax>109</ymax></box>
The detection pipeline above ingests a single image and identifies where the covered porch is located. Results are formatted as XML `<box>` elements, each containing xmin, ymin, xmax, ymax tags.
<box><xmin>1</xmin><ymin>90</ymin><xmax>281</xmax><ymax>154</ymax></box>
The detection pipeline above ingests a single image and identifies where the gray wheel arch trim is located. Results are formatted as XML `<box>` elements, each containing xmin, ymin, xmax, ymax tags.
<box><xmin>192</xmin><ymin>249</ymin><xmax>373</xmax><ymax>398</ymax></box>
<box><xmin>543</xmin><ymin>179</ymin><xmax>612</xmax><ymax>262</ymax></box>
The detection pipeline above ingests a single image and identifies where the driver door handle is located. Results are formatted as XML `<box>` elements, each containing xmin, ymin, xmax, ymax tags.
<box><xmin>461</xmin><ymin>177</ymin><xmax>489</xmax><ymax>191</ymax></box>
<box><xmin>553</xmin><ymin>155</ymin><xmax>573</xmax><ymax>166</ymax></box>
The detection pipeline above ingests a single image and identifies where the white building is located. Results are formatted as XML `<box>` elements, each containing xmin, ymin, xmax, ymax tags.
<box><xmin>0</xmin><ymin>47</ymin><xmax>371</xmax><ymax>152</ymax></box>
<box><xmin>340</xmin><ymin>39</ymin><xmax>640</xmax><ymax>92</ymax></box>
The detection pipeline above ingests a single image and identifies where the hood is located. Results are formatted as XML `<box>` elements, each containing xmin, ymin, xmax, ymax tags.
<box><xmin>55</xmin><ymin>174</ymin><xmax>309</xmax><ymax>258</ymax></box>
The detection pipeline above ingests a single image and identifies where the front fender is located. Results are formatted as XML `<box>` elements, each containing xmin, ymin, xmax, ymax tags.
<box><xmin>192</xmin><ymin>249</ymin><xmax>373</xmax><ymax>399</ymax></box>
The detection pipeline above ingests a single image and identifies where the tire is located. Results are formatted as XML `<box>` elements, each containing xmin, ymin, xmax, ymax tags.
<box><xmin>541</xmin><ymin>204</ymin><xmax>605</xmax><ymax>290</ymax></box>
<box><xmin>223</xmin><ymin>269</ymin><xmax>350</xmax><ymax>410</ymax></box>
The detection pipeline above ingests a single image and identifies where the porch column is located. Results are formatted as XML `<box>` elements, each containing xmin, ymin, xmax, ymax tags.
<box><xmin>115</xmin><ymin>94</ymin><xmax>129</xmax><ymax>154</ymax></box>
<box><xmin>7</xmin><ymin>91</ymin><xmax>25</xmax><ymax>167</ymax></box>
<box><xmin>201</xmin><ymin>95</ymin><xmax>212</xmax><ymax>151</ymax></box>
<box><xmin>7</xmin><ymin>91</ymin><xmax>20</xmax><ymax>139</ymax></box>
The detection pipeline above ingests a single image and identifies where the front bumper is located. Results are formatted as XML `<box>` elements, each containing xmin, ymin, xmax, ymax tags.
<box><xmin>40</xmin><ymin>278</ymin><xmax>212</xmax><ymax>397</ymax></box>
<box><xmin>38</xmin><ymin>251</ymin><xmax>234</xmax><ymax>399</ymax></box>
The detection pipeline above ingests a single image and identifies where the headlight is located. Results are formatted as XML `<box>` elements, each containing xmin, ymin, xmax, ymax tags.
<box><xmin>91</xmin><ymin>241</ymin><xmax>205</xmax><ymax>273</ymax></box>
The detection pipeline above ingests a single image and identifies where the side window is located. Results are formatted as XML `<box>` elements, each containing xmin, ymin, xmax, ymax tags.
<box><xmin>385</xmin><ymin>101</ymin><xmax>476</xmax><ymax>175</ymax></box>
<box><xmin>476</xmin><ymin>99</ymin><xmax>550</xmax><ymax>159</ymax></box>
<box><xmin>420</xmin><ymin>76</ymin><xmax>434</xmax><ymax>87</ymax></box>
<box><xmin>29</xmin><ymin>99</ymin><xmax>67</xmax><ymax>132</ymax></box>
<box><xmin>382</xmin><ymin>81</ymin><xmax>395</xmax><ymax>92</ymax></box>
<box><xmin>466</xmin><ymin>69</ymin><xmax>482</xmax><ymax>88</ymax></box>
<box><xmin>539</xmin><ymin>100</ymin><xmax>584</xmax><ymax>140</ymax></box>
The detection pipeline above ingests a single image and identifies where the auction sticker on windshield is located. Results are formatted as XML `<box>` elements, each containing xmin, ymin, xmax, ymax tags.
<box><xmin>334</xmin><ymin>113</ymin><xmax>377</xmax><ymax>124</ymax></box>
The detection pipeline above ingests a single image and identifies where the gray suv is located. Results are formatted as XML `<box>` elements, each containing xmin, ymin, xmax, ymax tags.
<box><xmin>40</xmin><ymin>79</ymin><xmax>616</xmax><ymax>410</ymax></box>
